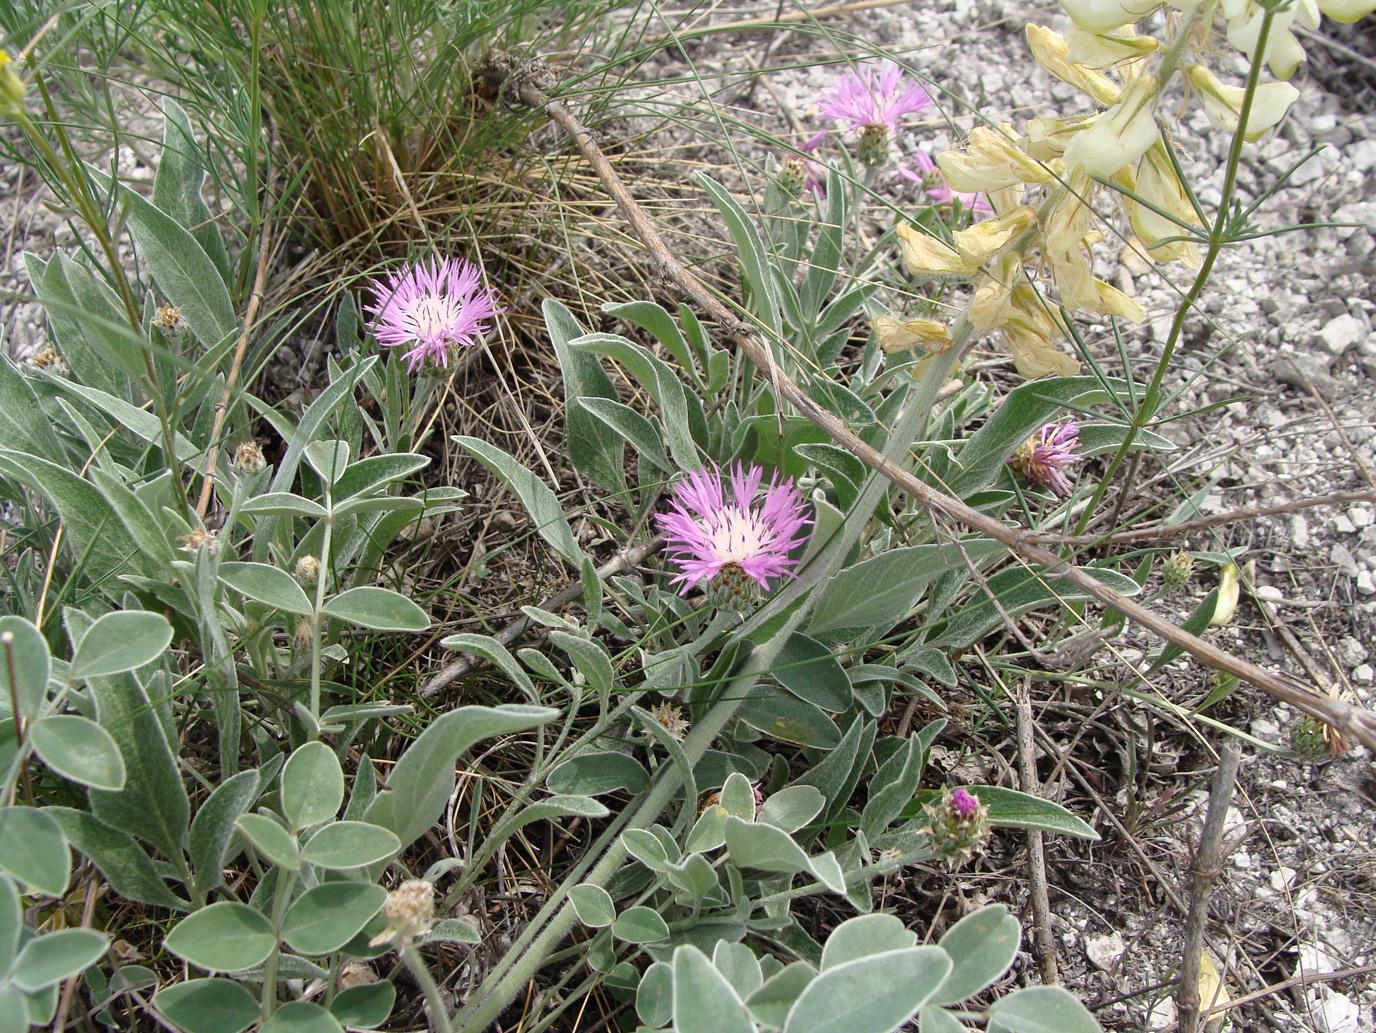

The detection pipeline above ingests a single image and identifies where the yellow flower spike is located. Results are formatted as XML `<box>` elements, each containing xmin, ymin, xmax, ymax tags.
<box><xmin>969</xmin><ymin>254</ymin><xmax>1022</xmax><ymax>332</ymax></box>
<box><xmin>870</xmin><ymin>314</ymin><xmax>953</xmax><ymax>355</ymax></box>
<box><xmin>1063</xmin><ymin>73</ymin><xmax>1161</xmax><ymax>178</ymax></box>
<box><xmin>1115</xmin><ymin>146</ymin><xmax>1204</xmax><ymax>267</ymax></box>
<box><xmin>936</xmin><ymin>125</ymin><xmax>1054</xmax><ymax>193</ymax></box>
<box><xmin>1064</xmin><ymin>25</ymin><xmax>1161</xmax><ymax>68</ymax></box>
<box><xmin>1209</xmin><ymin>562</ymin><xmax>1241</xmax><ymax>627</ymax></box>
<box><xmin>1317</xmin><ymin>0</ymin><xmax>1376</xmax><ymax>21</ymax></box>
<box><xmin>895</xmin><ymin>222</ymin><xmax>975</xmax><ymax>278</ymax></box>
<box><xmin>952</xmin><ymin>205</ymin><xmax>1036</xmax><ymax>267</ymax></box>
<box><xmin>1059</xmin><ymin>0</ymin><xmax>1162</xmax><ymax>33</ymax></box>
<box><xmin>0</xmin><ymin>50</ymin><xmax>25</xmax><ymax>118</ymax></box>
<box><xmin>1186</xmin><ymin>65</ymin><xmax>1300</xmax><ymax>142</ymax></box>
<box><xmin>1026</xmin><ymin>25</ymin><xmax>1123</xmax><ymax>105</ymax></box>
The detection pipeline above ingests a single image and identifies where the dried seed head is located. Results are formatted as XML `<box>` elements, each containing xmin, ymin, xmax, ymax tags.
<box><xmin>1162</xmin><ymin>550</ymin><xmax>1194</xmax><ymax>590</ymax></box>
<box><xmin>180</xmin><ymin>527</ymin><xmax>218</xmax><ymax>555</ymax></box>
<box><xmin>649</xmin><ymin>700</ymin><xmax>689</xmax><ymax>741</ymax></box>
<box><xmin>28</xmin><ymin>345</ymin><xmax>65</xmax><ymax>372</ymax></box>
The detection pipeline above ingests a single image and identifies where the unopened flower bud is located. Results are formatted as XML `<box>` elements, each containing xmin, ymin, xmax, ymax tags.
<box><xmin>776</xmin><ymin>159</ymin><xmax>808</xmax><ymax>198</ymax></box>
<box><xmin>233</xmin><ymin>441</ymin><xmax>266</xmax><ymax>474</ymax></box>
<box><xmin>1162</xmin><ymin>550</ymin><xmax>1194</xmax><ymax>590</ymax></box>
<box><xmin>152</xmin><ymin>304</ymin><xmax>185</xmax><ymax>334</ymax></box>
<box><xmin>924</xmin><ymin>786</ymin><xmax>991</xmax><ymax>869</ymax></box>
<box><xmin>294</xmin><ymin>555</ymin><xmax>320</xmax><ymax>585</ymax></box>
<box><xmin>293</xmin><ymin>619</ymin><xmax>313</xmax><ymax>652</ymax></box>
<box><xmin>27</xmin><ymin>345</ymin><xmax>66</xmax><ymax>373</ymax></box>
<box><xmin>1289</xmin><ymin>715</ymin><xmax>1346</xmax><ymax>760</ymax></box>
<box><xmin>0</xmin><ymin>51</ymin><xmax>25</xmax><ymax>118</ymax></box>
<box><xmin>1209</xmin><ymin>562</ymin><xmax>1240</xmax><ymax>627</ymax></box>
<box><xmin>370</xmin><ymin>879</ymin><xmax>435</xmax><ymax>947</ymax></box>
<box><xmin>858</xmin><ymin>124</ymin><xmax>890</xmax><ymax>168</ymax></box>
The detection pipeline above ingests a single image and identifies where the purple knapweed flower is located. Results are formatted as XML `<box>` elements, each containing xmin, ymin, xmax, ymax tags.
<box><xmin>365</xmin><ymin>256</ymin><xmax>503</xmax><ymax>373</ymax></box>
<box><xmin>818</xmin><ymin>61</ymin><xmax>932</xmax><ymax>137</ymax></box>
<box><xmin>899</xmin><ymin>150</ymin><xmax>993</xmax><ymax>214</ymax></box>
<box><xmin>1008</xmin><ymin>419</ymin><xmax>1082</xmax><ymax>497</ymax></box>
<box><xmin>656</xmin><ymin>463</ymin><xmax>811</xmax><ymax>599</ymax></box>
<box><xmin>950</xmin><ymin>786</ymin><xmax>980</xmax><ymax>819</ymax></box>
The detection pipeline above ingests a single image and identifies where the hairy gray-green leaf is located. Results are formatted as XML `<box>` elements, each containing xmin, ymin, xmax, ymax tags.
<box><xmin>190</xmin><ymin>768</ymin><xmax>260</xmax><ymax>897</ymax></box>
<box><xmin>30</xmin><ymin>714</ymin><xmax>126</xmax><ymax>790</ymax></box>
<box><xmin>70</xmin><ymin>610</ymin><xmax>173</xmax><ymax>680</ymax></box>
<box><xmin>783</xmin><ymin>947</ymin><xmax>953</xmax><ymax>1033</ymax></box>
<box><xmin>47</xmin><ymin>807</ymin><xmax>188</xmax><ymax>910</ymax></box>
<box><xmin>11</xmin><ymin>929</ymin><xmax>109</xmax><ymax>993</ymax></box>
<box><xmin>452</xmin><ymin>436</ymin><xmax>585</xmax><ymax>566</ymax></box>
<box><xmin>570</xmin><ymin>884</ymin><xmax>616</xmax><ymax>928</ymax></box>
<box><xmin>282</xmin><ymin>741</ymin><xmax>344</xmax><ymax>829</ymax></box>
<box><xmin>672</xmin><ymin>944</ymin><xmax>754</xmax><ymax>1033</ymax></box>
<box><xmin>933</xmin><ymin>904</ymin><xmax>1020</xmax><ymax>1004</ymax></box>
<box><xmin>300</xmin><ymin>821</ymin><xmax>401</xmax><ymax>870</ymax></box>
<box><xmin>0</xmin><ymin>806</ymin><xmax>70</xmax><ymax>897</ymax></box>
<box><xmin>329</xmin><ymin>982</ymin><xmax>395</xmax><ymax>1029</ymax></box>
<box><xmin>153</xmin><ymin>978</ymin><xmax>259</xmax><ymax>1033</ymax></box>
<box><xmin>220</xmin><ymin>562</ymin><xmax>314</xmax><ymax>616</ymax></box>
<box><xmin>235</xmin><ymin>813</ymin><xmax>300</xmax><ymax>871</ymax></box>
<box><xmin>321</xmin><ymin>587</ymin><xmax>429</xmax><ymax>632</ymax></box>
<box><xmin>165</xmin><ymin>902</ymin><xmax>276</xmax><ymax>972</ymax></box>
<box><xmin>0</xmin><ymin>615</ymin><xmax>50</xmax><ymax>720</ymax></box>
<box><xmin>282</xmin><ymin>883</ymin><xmax>387</xmax><ymax>956</ymax></box>
<box><xmin>987</xmin><ymin>986</ymin><xmax>1102</xmax><ymax>1033</ymax></box>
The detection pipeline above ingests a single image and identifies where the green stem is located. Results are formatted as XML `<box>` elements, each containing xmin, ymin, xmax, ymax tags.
<box><xmin>260</xmin><ymin>868</ymin><xmax>299</xmax><ymax>1019</ymax></box>
<box><xmin>1072</xmin><ymin>6</ymin><xmax>1273</xmax><ymax>537</ymax></box>
<box><xmin>309</xmin><ymin>498</ymin><xmax>334</xmax><ymax>734</ymax></box>
<box><xmin>402</xmin><ymin>946</ymin><xmax>454</xmax><ymax>1033</ymax></box>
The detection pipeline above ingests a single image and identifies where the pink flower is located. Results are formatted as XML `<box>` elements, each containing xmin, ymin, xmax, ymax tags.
<box><xmin>818</xmin><ymin>61</ymin><xmax>931</xmax><ymax>136</ymax></box>
<box><xmin>656</xmin><ymin>463</ymin><xmax>811</xmax><ymax>596</ymax></box>
<box><xmin>898</xmin><ymin>151</ymin><xmax>993</xmax><ymax>213</ymax></box>
<box><xmin>1008</xmin><ymin>420</ymin><xmax>1082</xmax><ymax>497</ymax></box>
<box><xmin>950</xmin><ymin>787</ymin><xmax>980</xmax><ymax>819</ymax></box>
<box><xmin>365</xmin><ymin>256</ymin><xmax>503</xmax><ymax>372</ymax></box>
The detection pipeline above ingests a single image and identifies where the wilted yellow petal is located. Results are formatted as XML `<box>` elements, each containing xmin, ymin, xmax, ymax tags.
<box><xmin>969</xmin><ymin>254</ymin><xmax>1022</xmax><ymax>332</ymax></box>
<box><xmin>1092</xmin><ymin>280</ymin><xmax>1146</xmax><ymax>322</ymax></box>
<box><xmin>1026</xmin><ymin>25</ymin><xmax>1122</xmax><ymax>104</ymax></box>
<box><xmin>1003</xmin><ymin>324</ymin><xmax>1080</xmax><ymax>378</ymax></box>
<box><xmin>1186</xmin><ymin>65</ymin><xmax>1300</xmax><ymax>141</ymax></box>
<box><xmin>871</xmin><ymin>314</ymin><xmax>953</xmax><ymax>354</ymax></box>
<box><xmin>1115</xmin><ymin>146</ymin><xmax>1204</xmax><ymax>267</ymax></box>
<box><xmin>895</xmin><ymin>222</ymin><xmax>974</xmax><ymax>277</ymax></box>
<box><xmin>1024</xmin><ymin>116</ymin><xmax>1089</xmax><ymax>161</ymax></box>
<box><xmin>1209</xmin><ymin>562</ymin><xmax>1240</xmax><ymax>626</ymax></box>
<box><xmin>952</xmin><ymin>206</ymin><xmax>1035</xmax><ymax>266</ymax></box>
<box><xmin>1063</xmin><ymin>74</ymin><xmax>1161</xmax><ymax>178</ymax></box>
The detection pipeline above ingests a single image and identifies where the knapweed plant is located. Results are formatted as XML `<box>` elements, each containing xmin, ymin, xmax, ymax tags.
<box><xmin>1</xmin><ymin>0</ymin><xmax>1374</xmax><ymax>1031</ymax></box>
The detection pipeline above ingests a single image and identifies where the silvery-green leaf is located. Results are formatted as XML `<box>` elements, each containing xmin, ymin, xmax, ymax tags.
<box><xmin>933</xmin><ymin>904</ymin><xmax>1020</xmax><ymax>1004</ymax></box>
<box><xmin>30</xmin><ymin>715</ymin><xmax>126</xmax><ymax>790</ymax></box>
<box><xmin>672</xmin><ymin>944</ymin><xmax>754</xmax><ymax>1033</ymax></box>
<box><xmin>281</xmin><ymin>741</ymin><xmax>344</xmax><ymax>829</ymax></box>
<box><xmin>164</xmin><ymin>903</ymin><xmax>276</xmax><ymax>973</ymax></box>
<box><xmin>782</xmin><ymin>947</ymin><xmax>952</xmax><ymax>1033</ymax></box>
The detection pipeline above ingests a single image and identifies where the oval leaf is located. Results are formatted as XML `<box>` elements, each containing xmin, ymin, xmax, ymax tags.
<box><xmin>30</xmin><ymin>715</ymin><xmax>126</xmax><ymax>790</ymax></box>
<box><xmin>235</xmin><ymin>813</ymin><xmax>300</xmax><ymax>871</ymax></box>
<box><xmin>329</xmin><ymin>982</ymin><xmax>395</xmax><ymax>1029</ymax></box>
<box><xmin>784</xmin><ymin>947</ymin><xmax>953</xmax><ymax>1033</ymax></box>
<box><xmin>300</xmin><ymin>821</ymin><xmax>401</xmax><ymax>870</ymax></box>
<box><xmin>260</xmin><ymin>1000</ymin><xmax>345</xmax><ymax>1033</ymax></box>
<box><xmin>986</xmin><ymin>985</ymin><xmax>1102</xmax><ymax>1033</ymax></box>
<box><xmin>69</xmin><ymin>611</ymin><xmax>172</xmax><ymax>680</ymax></box>
<box><xmin>933</xmin><ymin>904</ymin><xmax>1020</xmax><ymax>1005</ymax></box>
<box><xmin>164</xmin><ymin>902</ymin><xmax>276</xmax><ymax>972</ymax></box>
<box><xmin>282</xmin><ymin>883</ymin><xmax>387</xmax><ymax>956</ymax></box>
<box><xmin>11</xmin><ymin>929</ymin><xmax>109</xmax><ymax>993</ymax></box>
<box><xmin>772</xmin><ymin>633</ymin><xmax>852</xmax><ymax>712</ymax></box>
<box><xmin>0</xmin><ymin>807</ymin><xmax>70</xmax><ymax>897</ymax></box>
<box><xmin>0</xmin><ymin>616</ymin><xmax>50</xmax><ymax>719</ymax></box>
<box><xmin>569</xmin><ymin>884</ymin><xmax>616</xmax><ymax>928</ymax></box>
<box><xmin>547</xmin><ymin>751</ymin><xmax>649</xmax><ymax>796</ymax></box>
<box><xmin>154</xmin><ymin>978</ymin><xmax>260</xmax><ymax>1033</ymax></box>
<box><xmin>673</xmin><ymin>944</ymin><xmax>753</xmax><ymax>1033</ymax></box>
<box><xmin>281</xmin><ymin>741</ymin><xmax>344</xmax><ymax>829</ymax></box>
<box><xmin>321</xmin><ymin>587</ymin><xmax>429</xmax><ymax>632</ymax></box>
<box><xmin>219</xmin><ymin>562</ymin><xmax>313</xmax><ymax>616</ymax></box>
<box><xmin>611</xmin><ymin>906</ymin><xmax>670</xmax><ymax>944</ymax></box>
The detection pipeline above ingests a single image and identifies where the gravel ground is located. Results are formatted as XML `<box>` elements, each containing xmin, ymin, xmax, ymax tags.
<box><xmin>3</xmin><ymin>3</ymin><xmax>1374</xmax><ymax>1030</ymax></box>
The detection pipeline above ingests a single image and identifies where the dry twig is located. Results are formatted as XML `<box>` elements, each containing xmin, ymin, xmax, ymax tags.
<box><xmin>512</xmin><ymin>75</ymin><xmax>1376</xmax><ymax>752</ymax></box>
<box><xmin>1176</xmin><ymin>742</ymin><xmax>1242</xmax><ymax>1033</ymax></box>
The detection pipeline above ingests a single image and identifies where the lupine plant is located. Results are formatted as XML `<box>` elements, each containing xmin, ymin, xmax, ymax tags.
<box><xmin>1</xmin><ymin>0</ymin><xmax>1374</xmax><ymax>1030</ymax></box>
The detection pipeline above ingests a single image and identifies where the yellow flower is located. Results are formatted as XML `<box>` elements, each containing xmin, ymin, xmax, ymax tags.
<box><xmin>1317</xmin><ymin>0</ymin><xmax>1376</xmax><ymax>21</ymax></box>
<box><xmin>936</xmin><ymin>126</ymin><xmax>1054</xmax><ymax>193</ymax></box>
<box><xmin>1064</xmin><ymin>25</ymin><xmax>1160</xmax><ymax>68</ymax></box>
<box><xmin>1209</xmin><ymin>562</ymin><xmax>1240</xmax><ymax>626</ymax></box>
<box><xmin>969</xmin><ymin>254</ymin><xmax>1022</xmax><ymax>332</ymax></box>
<box><xmin>1059</xmin><ymin>0</ymin><xmax>1161</xmax><ymax>33</ymax></box>
<box><xmin>1225</xmin><ymin>0</ymin><xmax>1319</xmax><ymax>80</ymax></box>
<box><xmin>1023</xmin><ymin>116</ymin><xmax>1090</xmax><ymax>161</ymax></box>
<box><xmin>895</xmin><ymin>222</ymin><xmax>973</xmax><ymax>278</ymax></box>
<box><xmin>871</xmin><ymin>314</ymin><xmax>953</xmax><ymax>354</ymax></box>
<box><xmin>1001</xmin><ymin>286</ymin><xmax>1079</xmax><ymax>378</ymax></box>
<box><xmin>952</xmin><ymin>206</ymin><xmax>1036</xmax><ymax>267</ymax></box>
<box><xmin>1114</xmin><ymin>146</ymin><xmax>1204</xmax><ymax>267</ymax></box>
<box><xmin>1026</xmin><ymin>25</ymin><xmax>1122</xmax><ymax>105</ymax></box>
<box><xmin>1063</xmin><ymin>74</ymin><xmax>1161</xmax><ymax>178</ymax></box>
<box><xmin>1186</xmin><ymin>66</ymin><xmax>1300</xmax><ymax>142</ymax></box>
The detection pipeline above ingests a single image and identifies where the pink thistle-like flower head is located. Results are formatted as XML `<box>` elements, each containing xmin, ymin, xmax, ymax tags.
<box><xmin>656</xmin><ymin>463</ymin><xmax>811</xmax><ymax>600</ymax></box>
<box><xmin>898</xmin><ymin>150</ymin><xmax>993</xmax><ymax>214</ymax></box>
<box><xmin>950</xmin><ymin>787</ymin><xmax>980</xmax><ymax>820</ymax></box>
<box><xmin>365</xmin><ymin>256</ymin><xmax>503</xmax><ymax>373</ymax></box>
<box><xmin>1008</xmin><ymin>419</ymin><xmax>1082</xmax><ymax>497</ymax></box>
<box><xmin>818</xmin><ymin>61</ymin><xmax>932</xmax><ymax>137</ymax></box>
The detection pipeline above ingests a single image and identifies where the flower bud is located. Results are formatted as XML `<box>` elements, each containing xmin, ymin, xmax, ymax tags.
<box><xmin>233</xmin><ymin>441</ymin><xmax>267</xmax><ymax>474</ymax></box>
<box><xmin>924</xmin><ymin>786</ymin><xmax>991</xmax><ymax>869</ymax></box>
<box><xmin>858</xmin><ymin>124</ymin><xmax>890</xmax><ymax>168</ymax></box>
<box><xmin>0</xmin><ymin>51</ymin><xmax>25</xmax><ymax>118</ymax></box>
<box><xmin>294</xmin><ymin>555</ymin><xmax>320</xmax><ymax>585</ymax></box>
<box><xmin>1063</xmin><ymin>74</ymin><xmax>1161</xmax><ymax>178</ymax></box>
<box><xmin>649</xmin><ymin>700</ymin><xmax>689</xmax><ymax>741</ymax></box>
<box><xmin>179</xmin><ymin>527</ymin><xmax>218</xmax><ymax>555</ymax></box>
<box><xmin>775</xmin><ymin>159</ymin><xmax>808</xmax><ymax>198</ymax></box>
<box><xmin>1186</xmin><ymin>66</ymin><xmax>1299</xmax><ymax>142</ymax></box>
<box><xmin>370</xmin><ymin>879</ymin><xmax>436</xmax><ymax>947</ymax></box>
<box><xmin>1162</xmin><ymin>549</ymin><xmax>1194</xmax><ymax>589</ymax></box>
<box><xmin>152</xmin><ymin>304</ymin><xmax>185</xmax><ymax>334</ymax></box>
